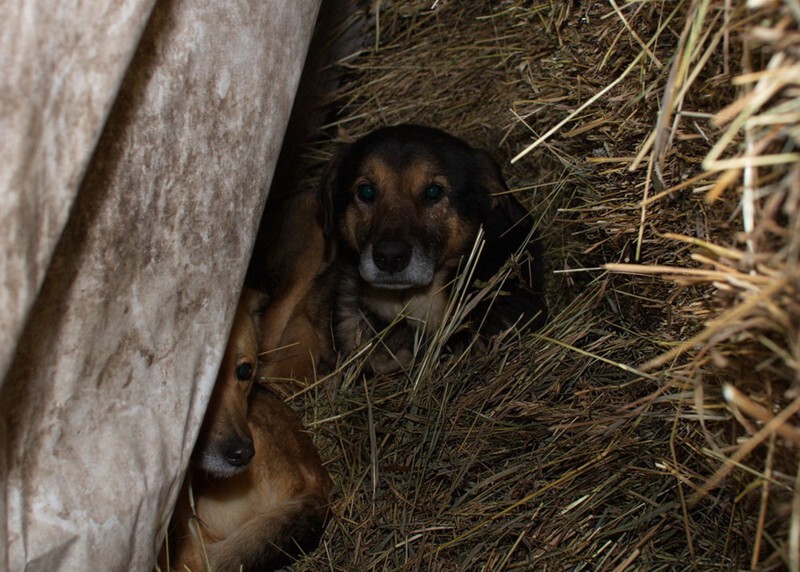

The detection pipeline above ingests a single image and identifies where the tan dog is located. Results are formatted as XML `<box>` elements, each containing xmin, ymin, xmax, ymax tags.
<box><xmin>163</xmin><ymin>290</ymin><xmax>333</xmax><ymax>571</ymax></box>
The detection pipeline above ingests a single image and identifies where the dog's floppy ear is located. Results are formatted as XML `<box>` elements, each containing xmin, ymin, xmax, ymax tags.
<box><xmin>488</xmin><ymin>191</ymin><xmax>534</xmax><ymax>231</ymax></box>
<box><xmin>471</xmin><ymin>146</ymin><xmax>533</xmax><ymax>243</ymax></box>
<box><xmin>236</xmin><ymin>288</ymin><xmax>270</xmax><ymax>350</ymax></box>
<box><xmin>471</xmin><ymin>146</ymin><xmax>537</xmax><ymax>237</ymax></box>
<box><xmin>318</xmin><ymin>146</ymin><xmax>349</xmax><ymax>237</ymax></box>
<box><xmin>472</xmin><ymin>148</ymin><xmax>509</xmax><ymax>199</ymax></box>
<box><xmin>241</xmin><ymin>288</ymin><xmax>269</xmax><ymax>317</ymax></box>
<box><xmin>478</xmin><ymin>193</ymin><xmax>534</xmax><ymax>277</ymax></box>
<box><xmin>472</xmin><ymin>188</ymin><xmax>549</xmax><ymax>336</ymax></box>
<box><xmin>471</xmin><ymin>148</ymin><xmax>547</xmax><ymax>330</ymax></box>
<box><xmin>240</xmin><ymin>288</ymin><xmax>269</xmax><ymax>331</ymax></box>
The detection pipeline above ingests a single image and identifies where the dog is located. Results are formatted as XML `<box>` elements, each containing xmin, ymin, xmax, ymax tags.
<box><xmin>320</xmin><ymin>124</ymin><xmax>547</xmax><ymax>372</ymax></box>
<box><xmin>162</xmin><ymin>290</ymin><xmax>333</xmax><ymax>572</ymax></box>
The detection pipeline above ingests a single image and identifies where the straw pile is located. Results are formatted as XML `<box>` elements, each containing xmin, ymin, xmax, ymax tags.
<box><xmin>284</xmin><ymin>1</ymin><xmax>800</xmax><ymax>569</ymax></box>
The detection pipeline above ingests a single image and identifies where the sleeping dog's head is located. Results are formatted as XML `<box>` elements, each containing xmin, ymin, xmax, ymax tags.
<box><xmin>321</xmin><ymin>124</ymin><xmax>507</xmax><ymax>289</ymax></box>
<box><xmin>193</xmin><ymin>290</ymin><xmax>265</xmax><ymax>477</ymax></box>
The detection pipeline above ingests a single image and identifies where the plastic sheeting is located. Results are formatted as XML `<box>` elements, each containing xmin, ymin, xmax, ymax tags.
<box><xmin>0</xmin><ymin>0</ymin><xmax>320</xmax><ymax>569</ymax></box>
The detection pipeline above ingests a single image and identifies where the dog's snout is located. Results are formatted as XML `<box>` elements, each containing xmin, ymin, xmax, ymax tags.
<box><xmin>224</xmin><ymin>437</ymin><xmax>255</xmax><ymax>468</ymax></box>
<box><xmin>373</xmin><ymin>240</ymin><xmax>412</xmax><ymax>273</ymax></box>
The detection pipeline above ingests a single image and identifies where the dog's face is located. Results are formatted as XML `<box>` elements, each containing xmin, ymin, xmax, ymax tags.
<box><xmin>193</xmin><ymin>291</ymin><xmax>264</xmax><ymax>477</ymax></box>
<box><xmin>322</xmin><ymin>125</ymin><xmax>505</xmax><ymax>289</ymax></box>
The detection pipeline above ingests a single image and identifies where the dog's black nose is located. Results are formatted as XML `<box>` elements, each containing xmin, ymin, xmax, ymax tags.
<box><xmin>225</xmin><ymin>438</ymin><xmax>255</xmax><ymax>468</ymax></box>
<box><xmin>373</xmin><ymin>240</ymin><xmax>412</xmax><ymax>273</ymax></box>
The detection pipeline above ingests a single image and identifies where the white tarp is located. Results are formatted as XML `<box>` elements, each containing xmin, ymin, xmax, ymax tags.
<box><xmin>0</xmin><ymin>0</ymin><xmax>320</xmax><ymax>569</ymax></box>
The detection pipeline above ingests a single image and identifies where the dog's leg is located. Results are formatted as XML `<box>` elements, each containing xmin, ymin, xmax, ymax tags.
<box><xmin>337</xmin><ymin>304</ymin><xmax>420</xmax><ymax>374</ymax></box>
<box><xmin>368</xmin><ymin>323</ymin><xmax>418</xmax><ymax>374</ymax></box>
<box><xmin>204</xmin><ymin>493</ymin><xmax>330</xmax><ymax>572</ymax></box>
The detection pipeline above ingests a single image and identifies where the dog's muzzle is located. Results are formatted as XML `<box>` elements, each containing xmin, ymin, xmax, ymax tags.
<box><xmin>373</xmin><ymin>240</ymin><xmax>411</xmax><ymax>273</ymax></box>
<box><xmin>360</xmin><ymin>241</ymin><xmax>434</xmax><ymax>288</ymax></box>
<box><xmin>195</xmin><ymin>434</ymin><xmax>255</xmax><ymax>477</ymax></box>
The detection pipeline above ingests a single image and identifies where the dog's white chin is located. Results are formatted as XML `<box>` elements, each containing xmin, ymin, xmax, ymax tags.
<box><xmin>368</xmin><ymin>281</ymin><xmax>422</xmax><ymax>290</ymax></box>
<box><xmin>359</xmin><ymin>253</ymin><xmax>434</xmax><ymax>289</ymax></box>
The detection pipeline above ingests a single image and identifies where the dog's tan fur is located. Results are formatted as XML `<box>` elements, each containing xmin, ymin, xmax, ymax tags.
<box><xmin>164</xmin><ymin>290</ymin><xmax>333</xmax><ymax>572</ymax></box>
<box><xmin>247</xmin><ymin>191</ymin><xmax>336</xmax><ymax>397</ymax></box>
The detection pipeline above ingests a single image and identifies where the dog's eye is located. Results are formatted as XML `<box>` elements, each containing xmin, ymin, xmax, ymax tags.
<box><xmin>235</xmin><ymin>363</ymin><xmax>253</xmax><ymax>382</ymax></box>
<box><xmin>424</xmin><ymin>184</ymin><xmax>444</xmax><ymax>202</ymax></box>
<box><xmin>357</xmin><ymin>183</ymin><xmax>376</xmax><ymax>202</ymax></box>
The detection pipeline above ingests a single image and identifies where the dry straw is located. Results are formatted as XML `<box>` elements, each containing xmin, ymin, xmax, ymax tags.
<box><xmin>283</xmin><ymin>1</ymin><xmax>800</xmax><ymax>569</ymax></box>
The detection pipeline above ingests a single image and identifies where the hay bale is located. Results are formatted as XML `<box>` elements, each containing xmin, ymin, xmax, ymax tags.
<box><xmin>286</xmin><ymin>1</ymin><xmax>800</xmax><ymax>569</ymax></box>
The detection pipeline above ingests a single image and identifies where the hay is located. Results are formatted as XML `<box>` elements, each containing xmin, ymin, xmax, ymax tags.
<box><xmin>282</xmin><ymin>1</ymin><xmax>800</xmax><ymax>569</ymax></box>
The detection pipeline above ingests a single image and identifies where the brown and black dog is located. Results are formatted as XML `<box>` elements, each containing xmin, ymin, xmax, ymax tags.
<box><xmin>162</xmin><ymin>290</ymin><xmax>333</xmax><ymax>572</ymax></box>
<box><xmin>246</xmin><ymin>124</ymin><xmax>546</xmax><ymax>379</ymax></box>
<box><xmin>320</xmin><ymin>124</ymin><xmax>547</xmax><ymax>372</ymax></box>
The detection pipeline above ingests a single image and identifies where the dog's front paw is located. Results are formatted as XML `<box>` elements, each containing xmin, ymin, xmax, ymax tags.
<box><xmin>368</xmin><ymin>347</ymin><xmax>414</xmax><ymax>374</ymax></box>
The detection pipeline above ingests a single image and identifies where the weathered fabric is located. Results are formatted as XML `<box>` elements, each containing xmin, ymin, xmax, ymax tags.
<box><xmin>0</xmin><ymin>1</ymin><xmax>320</xmax><ymax>569</ymax></box>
